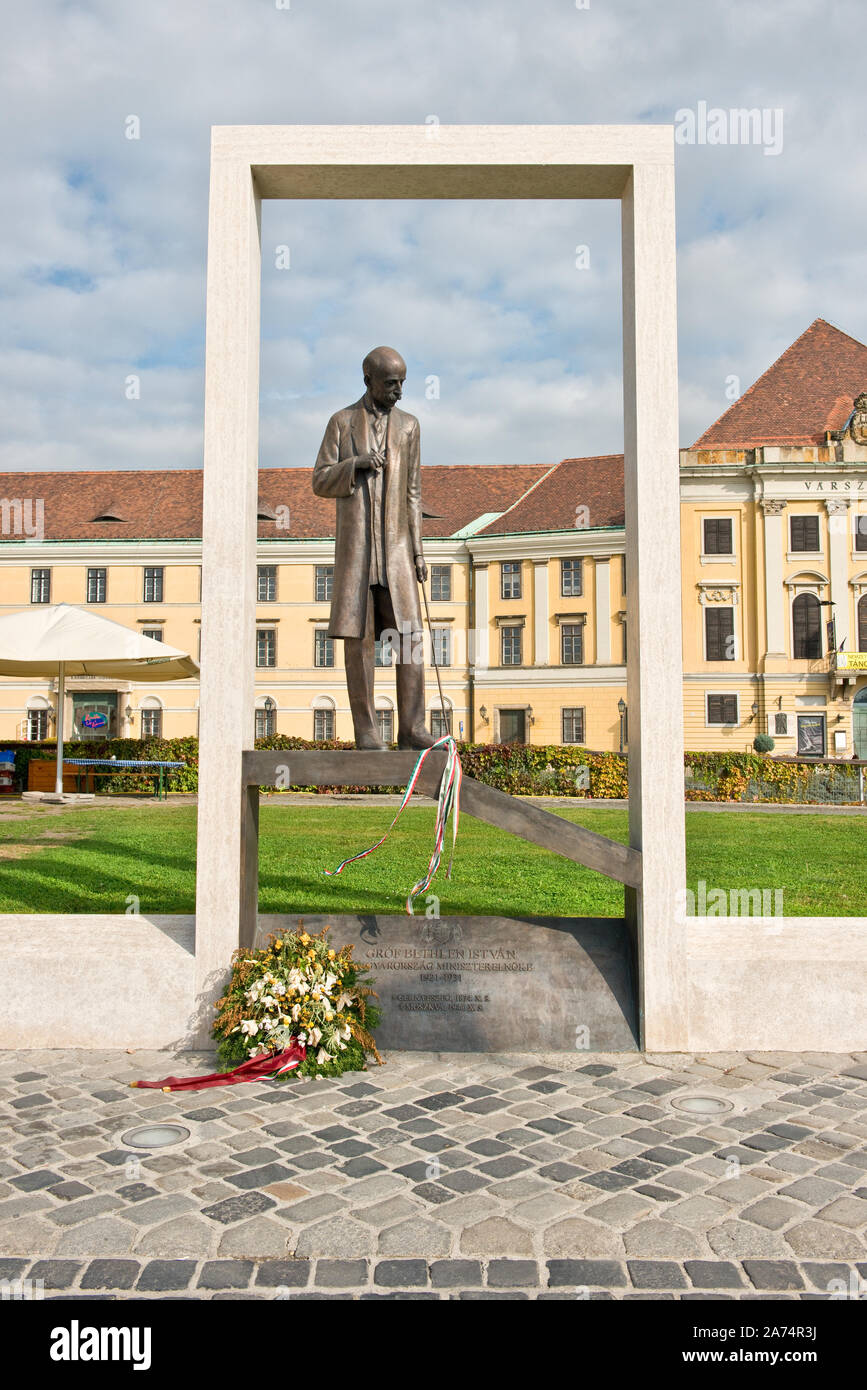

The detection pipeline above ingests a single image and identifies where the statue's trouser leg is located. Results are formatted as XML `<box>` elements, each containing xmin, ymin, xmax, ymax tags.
<box><xmin>395</xmin><ymin>657</ymin><xmax>428</xmax><ymax>743</ymax></box>
<box><xmin>368</xmin><ymin>585</ymin><xmax>427</xmax><ymax>743</ymax></box>
<box><xmin>343</xmin><ymin>588</ymin><xmax>380</xmax><ymax>746</ymax></box>
<box><xmin>372</xmin><ymin>583</ymin><xmax>430</xmax><ymax>739</ymax></box>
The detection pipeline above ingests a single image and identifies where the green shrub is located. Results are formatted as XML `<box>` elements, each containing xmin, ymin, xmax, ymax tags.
<box><xmin>9</xmin><ymin>735</ymin><xmax>863</xmax><ymax>804</ymax></box>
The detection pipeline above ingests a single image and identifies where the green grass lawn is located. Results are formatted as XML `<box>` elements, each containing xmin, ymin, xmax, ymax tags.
<box><xmin>0</xmin><ymin>800</ymin><xmax>863</xmax><ymax>917</ymax></box>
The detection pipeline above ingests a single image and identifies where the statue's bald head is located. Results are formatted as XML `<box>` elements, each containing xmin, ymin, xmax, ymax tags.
<box><xmin>363</xmin><ymin>346</ymin><xmax>406</xmax><ymax>411</ymax></box>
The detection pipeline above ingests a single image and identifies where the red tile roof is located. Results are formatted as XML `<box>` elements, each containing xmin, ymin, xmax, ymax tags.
<box><xmin>475</xmin><ymin>455</ymin><xmax>625</xmax><ymax>535</ymax></box>
<box><xmin>691</xmin><ymin>318</ymin><xmax>867</xmax><ymax>449</ymax></box>
<box><xmin>0</xmin><ymin>464</ymin><xmax>550</xmax><ymax>543</ymax></box>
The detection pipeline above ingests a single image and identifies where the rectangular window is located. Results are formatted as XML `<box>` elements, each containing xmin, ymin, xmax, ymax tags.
<box><xmin>705</xmin><ymin>606</ymin><xmax>734</xmax><ymax>661</ymax></box>
<box><xmin>314</xmin><ymin>629</ymin><xmax>334</xmax><ymax>668</ymax></box>
<box><xmin>501</xmin><ymin>561</ymin><xmax>522</xmax><ymax>600</ymax></box>
<box><xmin>254</xmin><ymin>706</ymin><xmax>275</xmax><ymax>738</ymax></box>
<box><xmin>257</xmin><ymin>565</ymin><xmax>277</xmax><ymax>602</ymax></box>
<box><xmin>501</xmin><ymin>625</ymin><xmax>522</xmax><ymax>666</ymax></box>
<box><xmin>141</xmin><ymin>707</ymin><xmax>163</xmax><ymax>738</ymax></box>
<box><xmin>256</xmin><ymin>628</ymin><xmax>276</xmax><ymax>667</ymax></box>
<box><xmin>28</xmin><ymin>709</ymin><xmax>50</xmax><ymax>740</ymax></box>
<box><xmin>87</xmin><ymin>567</ymin><xmax>107</xmax><ymax>603</ymax></box>
<box><xmin>143</xmin><ymin>567</ymin><xmax>164</xmax><ymax>603</ymax></box>
<box><xmin>793</xmin><ymin>595</ymin><xmax>822</xmax><ymax>659</ymax></box>
<box><xmin>431</xmin><ymin>709</ymin><xmax>452</xmax><ymax>739</ymax></box>
<box><xmin>561</xmin><ymin>558</ymin><xmax>583</xmax><ymax>597</ymax></box>
<box><xmin>377</xmin><ymin>708</ymin><xmax>394</xmax><ymax>744</ymax></box>
<box><xmin>315</xmin><ymin>565</ymin><xmax>334</xmax><ymax>602</ymax></box>
<box><xmin>374</xmin><ymin>636</ymin><xmax>394</xmax><ymax>667</ymax></box>
<box><xmin>560</xmin><ymin>622</ymin><xmax>584</xmax><ymax>665</ymax></box>
<box><xmin>141</xmin><ymin>627</ymin><xmax>163</xmax><ymax>644</ymax></box>
<box><xmin>855</xmin><ymin>515</ymin><xmax>867</xmax><ymax>552</ymax></box>
<box><xmin>430</xmin><ymin>564</ymin><xmax>452</xmax><ymax>601</ymax></box>
<box><xmin>561</xmin><ymin>707</ymin><xmax>585</xmax><ymax>744</ymax></box>
<box><xmin>707</xmin><ymin>693</ymin><xmax>738</xmax><ymax>725</ymax></box>
<box><xmin>703</xmin><ymin>518</ymin><xmax>733</xmax><ymax>555</ymax></box>
<box><xmin>30</xmin><ymin>568</ymin><xmax>50</xmax><ymax>604</ymax></box>
<box><xmin>432</xmin><ymin>628</ymin><xmax>451</xmax><ymax>667</ymax></box>
<box><xmin>790</xmin><ymin>515</ymin><xmax>820</xmax><ymax>552</ymax></box>
<box><xmin>314</xmin><ymin>707</ymin><xmax>334</xmax><ymax>741</ymax></box>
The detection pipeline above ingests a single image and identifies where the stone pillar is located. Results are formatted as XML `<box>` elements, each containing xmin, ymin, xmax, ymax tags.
<box><xmin>761</xmin><ymin>499</ymin><xmax>787</xmax><ymax>667</ymax></box>
<box><xmin>533</xmin><ymin>560</ymin><xmax>549</xmax><ymax>665</ymax></box>
<box><xmin>473</xmin><ymin>563</ymin><xmax>489</xmax><ymax>670</ymax></box>
<box><xmin>195</xmin><ymin>148</ymin><xmax>262</xmax><ymax>1024</ymax></box>
<box><xmin>826</xmin><ymin>499</ymin><xmax>850</xmax><ymax>649</ymax></box>
<box><xmin>621</xmin><ymin>155</ymin><xmax>688</xmax><ymax>1051</ymax></box>
<box><xmin>594</xmin><ymin>558</ymin><xmax>611</xmax><ymax>664</ymax></box>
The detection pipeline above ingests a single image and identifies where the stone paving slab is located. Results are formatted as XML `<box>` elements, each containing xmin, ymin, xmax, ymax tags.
<box><xmin>0</xmin><ymin>1048</ymin><xmax>865</xmax><ymax>1299</ymax></box>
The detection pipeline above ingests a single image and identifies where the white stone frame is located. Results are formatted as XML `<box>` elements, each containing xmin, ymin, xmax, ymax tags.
<box><xmin>196</xmin><ymin>125</ymin><xmax>686</xmax><ymax>1050</ymax></box>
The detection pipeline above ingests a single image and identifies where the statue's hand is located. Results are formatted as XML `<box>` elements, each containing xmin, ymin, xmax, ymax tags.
<box><xmin>415</xmin><ymin>557</ymin><xmax>428</xmax><ymax>584</ymax></box>
<box><xmin>355</xmin><ymin>451</ymin><xmax>385</xmax><ymax>472</ymax></box>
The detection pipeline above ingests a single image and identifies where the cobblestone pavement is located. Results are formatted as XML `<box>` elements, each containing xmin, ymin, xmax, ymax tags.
<box><xmin>1</xmin><ymin>1049</ymin><xmax>866</xmax><ymax>1300</ymax></box>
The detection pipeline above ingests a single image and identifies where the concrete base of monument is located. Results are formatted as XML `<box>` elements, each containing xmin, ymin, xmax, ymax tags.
<box><xmin>1</xmin><ymin>911</ymin><xmax>864</xmax><ymax>1052</ymax></box>
<box><xmin>254</xmin><ymin>914</ymin><xmax>640</xmax><ymax>1053</ymax></box>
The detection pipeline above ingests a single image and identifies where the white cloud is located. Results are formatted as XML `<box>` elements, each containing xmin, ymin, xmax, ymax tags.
<box><xmin>0</xmin><ymin>0</ymin><xmax>865</xmax><ymax>472</ymax></box>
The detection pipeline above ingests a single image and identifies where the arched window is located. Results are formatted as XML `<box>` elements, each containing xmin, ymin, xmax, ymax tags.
<box><xmin>254</xmin><ymin>695</ymin><xmax>276</xmax><ymax>739</ymax></box>
<box><xmin>375</xmin><ymin>696</ymin><xmax>394</xmax><ymax>745</ymax></box>
<box><xmin>312</xmin><ymin>695</ymin><xmax>335</xmax><ymax>742</ymax></box>
<box><xmin>854</xmin><ymin>686</ymin><xmax>867</xmax><ymax>760</ymax></box>
<box><xmin>859</xmin><ymin>594</ymin><xmax>867</xmax><ymax>653</ymax></box>
<box><xmin>792</xmin><ymin>593</ymin><xmax>822</xmax><ymax>659</ymax></box>
<box><xmin>430</xmin><ymin>697</ymin><xmax>453</xmax><ymax>739</ymax></box>
<box><xmin>140</xmin><ymin>696</ymin><xmax>163</xmax><ymax>740</ymax></box>
<box><xmin>26</xmin><ymin>696</ymin><xmax>51</xmax><ymax>742</ymax></box>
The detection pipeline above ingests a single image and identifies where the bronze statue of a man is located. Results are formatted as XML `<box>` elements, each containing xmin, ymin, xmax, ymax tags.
<box><xmin>312</xmin><ymin>347</ymin><xmax>436</xmax><ymax>750</ymax></box>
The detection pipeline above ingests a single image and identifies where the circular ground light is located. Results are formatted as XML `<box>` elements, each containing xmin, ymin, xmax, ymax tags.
<box><xmin>120</xmin><ymin>1123</ymin><xmax>191</xmax><ymax>1150</ymax></box>
<box><xmin>670</xmin><ymin>1094</ymin><xmax>733</xmax><ymax>1115</ymax></box>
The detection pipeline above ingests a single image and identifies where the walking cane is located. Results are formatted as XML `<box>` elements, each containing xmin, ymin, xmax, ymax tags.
<box><xmin>419</xmin><ymin>573</ymin><xmax>451</xmax><ymax>739</ymax></box>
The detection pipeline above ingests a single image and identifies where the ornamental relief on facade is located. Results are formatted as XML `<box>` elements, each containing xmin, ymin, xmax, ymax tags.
<box><xmin>697</xmin><ymin>584</ymin><xmax>739</xmax><ymax>606</ymax></box>
<box><xmin>849</xmin><ymin>391</ymin><xmax>867</xmax><ymax>446</ymax></box>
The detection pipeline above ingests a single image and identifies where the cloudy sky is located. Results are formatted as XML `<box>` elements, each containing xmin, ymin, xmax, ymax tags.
<box><xmin>1</xmin><ymin>0</ymin><xmax>864</xmax><ymax>474</ymax></box>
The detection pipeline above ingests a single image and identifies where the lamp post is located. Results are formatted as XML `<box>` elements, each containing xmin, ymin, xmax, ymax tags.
<box><xmin>617</xmin><ymin>697</ymin><xmax>627</xmax><ymax>753</ymax></box>
<box><xmin>263</xmin><ymin>695</ymin><xmax>275</xmax><ymax>737</ymax></box>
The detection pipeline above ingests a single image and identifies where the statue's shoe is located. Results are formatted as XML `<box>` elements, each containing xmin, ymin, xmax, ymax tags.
<box><xmin>397</xmin><ymin>728</ymin><xmax>438</xmax><ymax>750</ymax></box>
<box><xmin>355</xmin><ymin>736</ymin><xmax>388</xmax><ymax>751</ymax></box>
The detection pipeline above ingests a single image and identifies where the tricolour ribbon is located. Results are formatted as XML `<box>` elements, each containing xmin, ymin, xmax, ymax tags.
<box><xmin>130</xmin><ymin>1041</ymin><xmax>307</xmax><ymax>1092</ymax></box>
<box><xmin>324</xmin><ymin>735</ymin><xmax>462</xmax><ymax>914</ymax></box>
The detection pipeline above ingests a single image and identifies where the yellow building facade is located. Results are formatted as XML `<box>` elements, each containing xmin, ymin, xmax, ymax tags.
<box><xmin>1</xmin><ymin>319</ymin><xmax>866</xmax><ymax>757</ymax></box>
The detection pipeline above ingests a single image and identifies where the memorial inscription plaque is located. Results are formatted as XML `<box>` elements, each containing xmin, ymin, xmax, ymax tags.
<box><xmin>255</xmin><ymin>914</ymin><xmax>638</xmax><ymax>1052</ymax></box>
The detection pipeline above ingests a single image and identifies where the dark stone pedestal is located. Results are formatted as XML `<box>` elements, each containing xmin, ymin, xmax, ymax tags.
<box><xmin>254</xmin><ymin>914</ymin><xmax>638</xmax><ymax>1052</ymax></box>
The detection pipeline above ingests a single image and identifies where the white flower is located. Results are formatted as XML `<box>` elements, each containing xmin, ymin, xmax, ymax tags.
<box><xmin>240</xmin><ymin>1019</ymin><xmax>259</xmax><ymax>1036</ymax></box>
<box><xmin>335</xmin><ymin>992</ymin><xmax>354</xmax><ymax>1012</ymax></box>
<box><xmin>309</xmin><ymin>1026</ymin><xmax>322</xmax><ymax>1046</ymax></box>
<box><xmin>316</xmin><ymin>1047</ymin><xmax>330</xmax><ymax>1065</ymax></box>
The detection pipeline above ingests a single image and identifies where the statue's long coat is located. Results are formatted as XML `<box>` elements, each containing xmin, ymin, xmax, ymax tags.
<box><xmin>312</xmin><ymin>397</ymin><xmax>424</xmax><ymax>639</ymax></box>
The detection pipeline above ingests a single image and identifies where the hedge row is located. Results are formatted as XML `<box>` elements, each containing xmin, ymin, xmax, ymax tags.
<box><xmin>7</xmin><ymin>737</ymin><xmax>864</xmax><ymax>803</ymax></box>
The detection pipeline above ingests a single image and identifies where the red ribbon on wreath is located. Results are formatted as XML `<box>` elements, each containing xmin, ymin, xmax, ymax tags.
<box><xmin>130</xmin><ymin>1042</ymin><xmax>307</xmax><ymax>1093</ymax></box>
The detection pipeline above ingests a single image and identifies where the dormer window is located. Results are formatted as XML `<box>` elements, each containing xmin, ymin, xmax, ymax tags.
<box><xmin>91</xmin><ymin>510</ymin><xmax>127</xmax><ymax>522</ymax></box>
